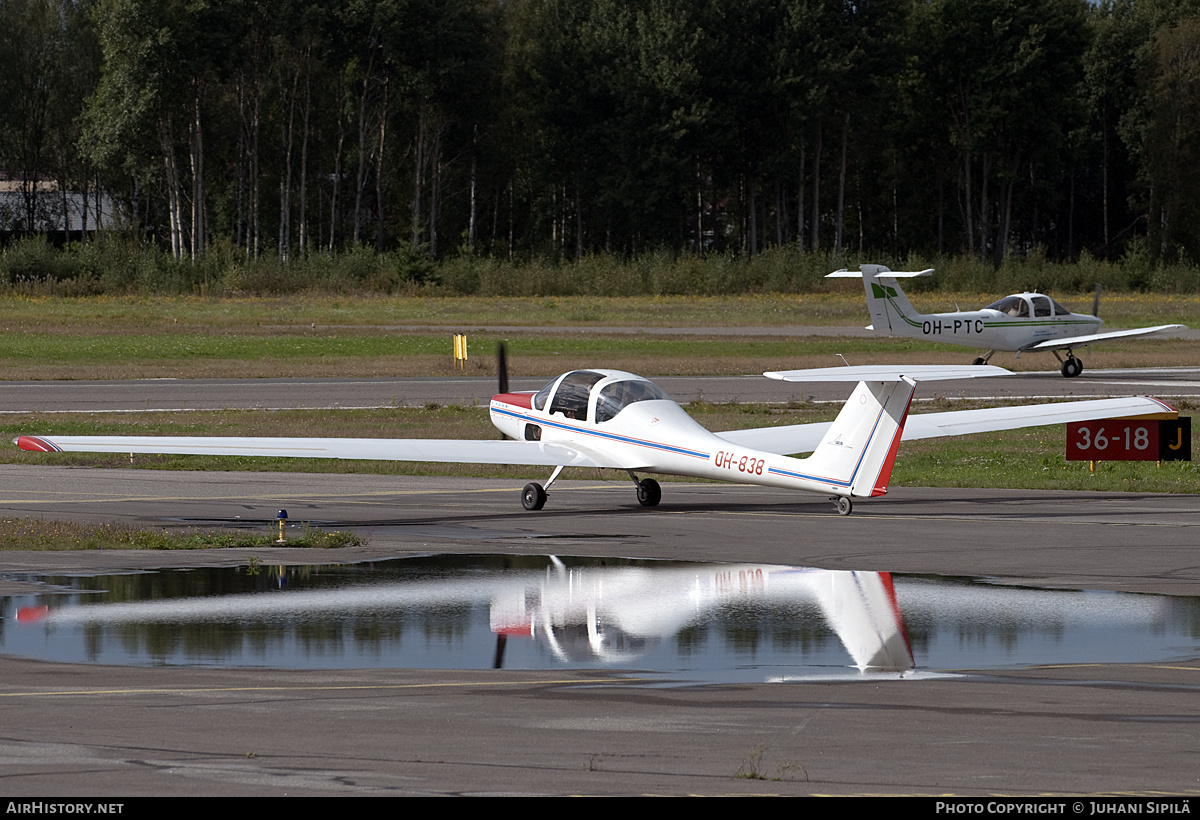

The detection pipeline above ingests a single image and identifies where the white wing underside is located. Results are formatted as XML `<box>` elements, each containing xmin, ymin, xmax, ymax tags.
<box><xmin>1024</xmin><ymin>325</ymin><xmax>1185</xmax><ymax>350</ymax></box>
<box><xmin>715</xmin><ymin>396</ymin><xmax>1175</xmax><ymax>455</ymax></box>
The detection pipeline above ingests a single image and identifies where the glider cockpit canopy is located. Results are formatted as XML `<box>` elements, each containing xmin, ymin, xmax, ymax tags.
<box><xmin>531</xmin><ymin>369</ymin><xmax>673</xmax><ymax>424</ymax></box>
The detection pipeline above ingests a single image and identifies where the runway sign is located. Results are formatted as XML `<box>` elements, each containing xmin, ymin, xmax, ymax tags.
<box><xmin>1066</xmin><ymin>417</ymin><xmax>1191</xmax><ymax>462</ymax></box>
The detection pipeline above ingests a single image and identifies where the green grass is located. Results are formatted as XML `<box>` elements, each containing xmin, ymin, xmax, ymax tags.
<box><xmin>4</xmin><ymin>324</ymin><xmax>1194</xmax><ymax>381</ymax></box>
<box><xmin>892</xmin><ymin>429</ymin><xmax>1199</xmax><ymax>493</ymax></box>
<box><xmin>1</xmin><ymin>290</ymin><xmax>1196</xmax><ymax>331</ymax></box>
<box><xmin>0</xmin><ymin>515</ymin><xmax>363</xmax><ymax>551</ymax></box>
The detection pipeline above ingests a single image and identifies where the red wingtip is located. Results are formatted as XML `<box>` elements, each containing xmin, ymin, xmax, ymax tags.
<box><xmin>17</xmin><ymin>606</ymin><xmax>50</xmax><ymax>623</ymax></box>
<box><xmin>15</xmin><ymin>435</ymin><xmax>60</xmax><ymax>452</ymax></box>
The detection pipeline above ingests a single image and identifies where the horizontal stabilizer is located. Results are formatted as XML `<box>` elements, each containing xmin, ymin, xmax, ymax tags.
<box><xmin>764</xmin><ymin>364</ymin><xmax>1009</xmax><ymax>383</ymax></box>
<box><xmin>827</xmin><ymin>268</ymin><xmax>933</xmax><ymax>279</ymax></box>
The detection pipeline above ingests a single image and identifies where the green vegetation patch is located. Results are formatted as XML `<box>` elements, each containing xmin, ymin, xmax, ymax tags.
<box><xmin>0</xmin><ymin>516</ymin><xmax>362</xmax><ymax>551</ymax></box>
<box><xmin>0</xmin><ymin>289</ymin><xmax>1196</xmax><ymax>332</ymax></box>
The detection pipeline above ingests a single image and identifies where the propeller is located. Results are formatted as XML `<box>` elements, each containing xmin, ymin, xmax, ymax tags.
<box><xmin>1092</xmin><ymin>283</ymin><xmax>1101</xmax><ymax>318</ymax></box>
<box><xmin>497</xmin><ymin>341</ymin><xmax>509</xmax><ymax>395</ymax></box>
<box><xmin>497</xmin><ymin>342</ymin><xmax>510</xmax><ymax>440</ymax></box>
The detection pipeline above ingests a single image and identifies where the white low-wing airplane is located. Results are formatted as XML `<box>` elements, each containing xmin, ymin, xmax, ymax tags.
<box><xmin>829</xmin><ymin>264</ymin><xmax>1186</xmax><ymax>377</ymax></box>
<box><xmin>14</xmin><ymin>364</ymin><xmax>1175</xmax><ymax>516</ymax></box>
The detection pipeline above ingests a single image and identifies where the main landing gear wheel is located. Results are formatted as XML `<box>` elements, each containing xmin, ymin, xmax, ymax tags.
<box><xmin>521</xmin><ymin>482</ymin><xmax>547</xmax><ymax>511</ymax></box>
<box><xmin>833</xmin><ymin>496</ymin><xmax>853</xmax><ymax>516</ymax></box>
<box><xmin>1061</xmin><ymin>356</ymin><xmax>1083</xmax><ymax>378</ymax></box>
<box><xmin>636</xmin><ymin>478</ymin><xmax>662</xmax><ymax>507</ymax></box>
<box><xmin>972</xmin><ymin>357</ymin><xmax>987</xmax><ymax>366</ymax></box>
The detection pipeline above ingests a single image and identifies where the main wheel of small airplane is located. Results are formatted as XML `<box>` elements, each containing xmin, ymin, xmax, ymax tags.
<box><xmin>1061</xmin><ymin>356</ymin><xmax>1083</xmax><ymax>378</ymax></box>
<box><xmin>834</xmin><ymin>496</ymin><xmax>853</xmax><ymax>516</ymax></box>
<box><xmin>521</xmin><ymin>482</ymin><xmax>547</xmax><ymax>511</ymax></box>
<box><xmin>972</xmin><ymin>357</ymin><xmax>986</xmax><ymax>366</ymax></box>
<box><xmin>636</xmin><ymin>478</ymin><xmax>662</xmax><ymax>507</ymax></box>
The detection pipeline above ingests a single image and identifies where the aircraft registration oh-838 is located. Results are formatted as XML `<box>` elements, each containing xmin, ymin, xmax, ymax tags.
<box><xmin>14</xmin><ymin>363</ymin><xmax>1176</xmax><ymax>516</ymax></box>
<box><xmin>829</xmin><ymin>264</ymin><xmax>1187</xmax><ymax>378</ymax></box>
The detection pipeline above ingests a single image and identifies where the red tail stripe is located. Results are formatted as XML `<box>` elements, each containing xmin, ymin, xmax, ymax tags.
<box><xmin>870</xmin><ymin>389</ymin><xmax>914</xmax><ymax>497</ymax></box>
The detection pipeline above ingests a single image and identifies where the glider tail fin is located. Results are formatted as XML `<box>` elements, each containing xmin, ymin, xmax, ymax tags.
<box><xmin>802</xmin><ymin>377</ymin><xmax>916</xmax><ymax>498</ymax></box>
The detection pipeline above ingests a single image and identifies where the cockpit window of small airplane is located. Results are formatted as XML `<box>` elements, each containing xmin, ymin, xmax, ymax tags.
<box><xmin>595</xmin><ymin>379</ymin><xmax>672</xmax><ymax>423</ymax></box>
<box><xmin>1032</xmin><ymin>296</ymin><xmax>1053</xmax><ymax>317</ymax></box>
<box><xmin>548</xmin><ymin>371</ymin><xmax>606</xmax><ymax>420</ymax></box>
<box><xmin>1051</xmin><ymin>298</ymin><xmax>1071</xmax><ymax>316</ymax></box>
<box><xmin>985</xmin><ymin>296</ymin><xmax>1029</xmax><ymax>317</ymax></box>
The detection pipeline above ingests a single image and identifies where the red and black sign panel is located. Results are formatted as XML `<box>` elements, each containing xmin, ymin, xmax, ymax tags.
<box><xmin>1066</xmin><ymin>418</ymin><xmax>1191</xmax><ymax>462</ymax></box>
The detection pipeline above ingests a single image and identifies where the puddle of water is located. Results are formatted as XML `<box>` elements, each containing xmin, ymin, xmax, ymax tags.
<box><xmin>2</xmin><ymin>555</ymin><xmax>1197</xmax><ymax>685</ymax></box>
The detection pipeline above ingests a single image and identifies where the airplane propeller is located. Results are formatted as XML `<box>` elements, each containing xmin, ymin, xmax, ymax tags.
<box><xmin>1092</xmin><ymin>283</ymin><xmax>1101</xmax><ymax>318</ymax></box>
<box><xmin>497</xmin><ymin>342</ymin><xmax>510</xmax><ymax>440</ymax></box>
<box><xmin>497</xmin><ymin>341</ymin><xmax>509</xmax><ymax>395</ymax></box>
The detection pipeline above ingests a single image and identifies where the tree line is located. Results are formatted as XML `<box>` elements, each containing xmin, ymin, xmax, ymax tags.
<box><xmin>2</xmin><ymin>0</ymin><xmax>1199</xmax><ymax>272</ymax></box>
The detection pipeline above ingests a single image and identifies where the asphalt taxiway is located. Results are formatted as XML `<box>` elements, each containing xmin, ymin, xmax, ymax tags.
<box><xmin>1</xmin><ymin>468</ymin><xmax>1198</xmax><ymax>796</ymax></box>
<box><xmin>4</xmin><ymin>365</ymin><xmax>1200</xmax><ymax>413</ymax></box>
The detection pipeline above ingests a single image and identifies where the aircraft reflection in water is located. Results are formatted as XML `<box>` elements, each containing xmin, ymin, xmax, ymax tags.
<box><xmin>9</xmin><ymin>557</ymin><xmax>1192</xmax><ymax>683</ymax></box>
<box><xmin>14</xmin><ymin>561</ymin><xmax>914</xmax><ymax>679</ymax></box>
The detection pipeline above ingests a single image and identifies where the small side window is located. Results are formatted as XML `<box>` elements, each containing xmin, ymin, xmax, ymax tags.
<box><xmin>532</xmin><ymin>381</ymin><xmax>554</xmax><ymax>411</ymax></box>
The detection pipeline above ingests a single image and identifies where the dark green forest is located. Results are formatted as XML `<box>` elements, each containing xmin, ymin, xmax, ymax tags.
<box><xmin>2</xmin><ymin>0</ymin><xmax>1200</xmax><ymax>278</ymax></box>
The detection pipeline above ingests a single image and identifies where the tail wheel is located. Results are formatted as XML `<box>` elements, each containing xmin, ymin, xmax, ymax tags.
<box><xmin>1061</xmin><ymin>356</ymin><xmax>1083</xmax><ymax>378</ymax></box>
<box><xmin>636</xmin><ymin>478</ymin><xmax>662</xmax><ymax>507</ymax></box>
<box><xmin>834</xmin><ymin>496</ymin><xmax>853</xmax><ymax>516</ymax></box>
<box><xmin>521</xmin><ymin>482</ymin><xmax>547</xmax><ymax>511</ymax></box>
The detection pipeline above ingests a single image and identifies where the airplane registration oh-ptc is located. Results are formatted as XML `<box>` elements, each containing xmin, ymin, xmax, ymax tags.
<box><xmin>14</xmin><ymin>361</ymin><xmax>1175</xmax><ymax>516</ymax></box>
<box><xmin>829</xmin><ymin>264</ymin><xmax>1186</xmax><ymax>377</ymax></box>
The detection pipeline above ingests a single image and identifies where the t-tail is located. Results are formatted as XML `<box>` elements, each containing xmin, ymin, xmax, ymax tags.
<box><xmin>827</xmin><ymin>264</ymin><xmax>932</xmax><ymax>338</ymax></box>
<box><xmin>800</xmin><ymin>376</ymin><xmax>916</xmax><ymax>498</ymax></box>
<box><xmin>763</xmin><ymin>365</ymin><xmax>1012</xmax><ymax>507</ymax></box>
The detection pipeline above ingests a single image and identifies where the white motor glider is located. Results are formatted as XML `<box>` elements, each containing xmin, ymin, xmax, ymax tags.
<box><xmin>14</xmin><ymin>363</ymin><xmax>1175</xmax><ymax>516</ymax></box>
<box><xmin>829</xmin><ymin>264</ymin><xmax>1186</xmax><ymax>377</ymax></box>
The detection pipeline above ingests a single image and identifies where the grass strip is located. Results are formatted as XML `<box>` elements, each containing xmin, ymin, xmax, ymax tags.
<box><xmin>1</xmin><ymin>292</ymin><xmax>1195</xmax><ymax>332</ymax></box>
<box><xmin>0</xmin><ymin>516</ymin><xmax>363</xmax><ymax>551</ymax></box>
